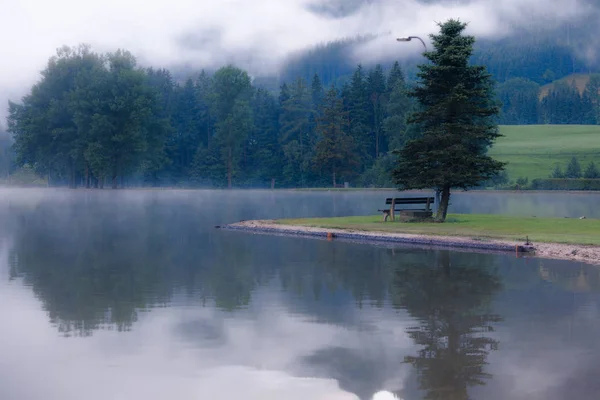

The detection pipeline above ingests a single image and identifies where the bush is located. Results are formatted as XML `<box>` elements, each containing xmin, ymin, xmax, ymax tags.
<box><xmin>529</xmin><ymin>178</ymin><xmax>600</xmax><ymax>190</ymax></box>
<box><xmin>480</xmin><ymin>170</ymin><xmax>509</xmax><ymax>189</ymax></box>
<box><xmin>584</xmin><ymin>161</ymin><xmax>600</xmax><ymax>179</ymax></box>
<box><xmin>516</xmin><ymin>176</ymin><xmax>529</xmax><ymax>187</ymax></box>
<box><xmin>358</xmin><ymin>154</ymin><xmax>396</xmax><ymax>188</ymax></box>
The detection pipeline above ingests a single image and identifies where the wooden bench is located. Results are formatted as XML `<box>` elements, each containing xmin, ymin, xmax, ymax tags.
<box><xmin>378</xmin><ymin>197</ymin><xmax>435</xmax><ymax>222</ymax></box>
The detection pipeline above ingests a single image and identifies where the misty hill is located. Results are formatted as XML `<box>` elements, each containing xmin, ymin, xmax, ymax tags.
<box><xmin>273</xmin><ymin>21</ymin><xmax>599</xmax><ymax>90</ymax></box>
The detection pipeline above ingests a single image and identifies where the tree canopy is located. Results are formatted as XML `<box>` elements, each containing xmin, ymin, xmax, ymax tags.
<box><xmin>5</xmin><ymin>37</ymin><xmax>600</xmax><ymax>190</ymax></box>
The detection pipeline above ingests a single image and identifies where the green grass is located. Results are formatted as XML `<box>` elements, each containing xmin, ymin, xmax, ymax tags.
<box><xmin>490</xmin><ymin>125</ymin><xmax>600</xmax><ymax>181</ymax></box>
<box><xmin>277</xmin><ymin>214</ymin><xmax>600</xmax><ymax>245</ymax></box>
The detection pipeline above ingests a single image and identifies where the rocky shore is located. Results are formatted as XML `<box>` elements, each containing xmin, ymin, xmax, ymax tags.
<box><xmin>222</xmin><ymin>220</ymin><xmax>600</xmax><ymax>265</ymax></box>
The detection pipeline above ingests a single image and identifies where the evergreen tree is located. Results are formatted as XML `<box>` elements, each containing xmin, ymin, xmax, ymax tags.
<box><xmin>383</xmin><ymin>66</ymin><xmax>411</xmax><ymax>150</ymax></box>
<box><xmin>392</xmin><ymin>20</ymin><xmax>505</xmax><ymax>221</ymax></box>
<box><xmin>279</xmin><ymin>78</ymin><xmax>313</xmax><ymax>187</ymax></box>
<box><xmin>309</xmin><ymin>73</ymin><xmax>325</xmax><ymax>168</ymax></box>
<box><xmin>195</xmin><ymin>70</ymin><xmax>214</xmax><ymax>147</ymax></box>
<box><xmin>367</xmin><ymin>64</ymin><xmax>387</xmax><ymax>158</ymax></box>
<box><xmin>565</xmin><ymin>156</ymin><xmax>582</xmax><ymax>178</ymax></box>
<box><xmin>279</xmin><ymin>83</ymin><xmax>291</xmax><ymax>105</ymax></box>
<box><xmin>539</xmin><ymin>82</ymin><xmax>591</xmax><ymax>124</ymax></box>
<box><xmin>346</xmin><ymin>65</ymin><xmax>371</xmax><ymax>167</ymax></box>
<box><xmin>170</xmin><ymin>78</ymin><xmax>202</xmax><ymax>181</ymax></box>
<box><xmin>246</xmin><ymin>88</ymin><xmax>281</xmax><ymax>185</ymax></box>
<box><xmin>551</xmin><ymin>164</ymin><xmax>564</xmax><ymax>179</ymax></box>
<box><xmin>583</xmin><ymin>161</ymin><xmax>600</xmax><ymax>179</ymax></box>
<box><xmin>144</xmin><ymin>68</ymin><xmax>176</xmax><ymax>185</ymax></box>
<box><xmin>497</xmin><ymin>78</ymin><xmax>540</xmax><ymax>124</ymax></box>
<box><xmin>211</xmin><ymin>66</ymin><xmax>253</xmax><ymax>189</ymax></box>
<box><xmin>584</xmin><ymin>75</ymin><xmax>600</xmax><ymax>124</ymax></box>
<box><xmin>313</xmin><ymin>86</ymin><xmax>359</xmax><ymax>186</ymax></box>
<box><xmin>0</xmin><ymin>126</ymin><xmax>13</xmax><ymax>180</ymax></box>
<box><xmin>386</xmin><ymin>61</ymin><xmax>405</xmax><ymax>91</ymax></box>
<box><xmin>311</xmin><ymin>73</ymin><xmax>324</xmax><ymax>111</ymax></box>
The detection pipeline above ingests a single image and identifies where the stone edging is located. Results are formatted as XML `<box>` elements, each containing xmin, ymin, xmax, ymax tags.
<box><xmin>220</xmin><ymin>223</ymin><xmax>535</xmax><ymax>253</ymax></box>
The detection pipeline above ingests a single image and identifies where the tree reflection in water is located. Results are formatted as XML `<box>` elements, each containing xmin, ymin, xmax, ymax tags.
<box><xmin>391</xmin><ymin>251</ymin><xmax>503</xmax><ymax>400</ymax></box>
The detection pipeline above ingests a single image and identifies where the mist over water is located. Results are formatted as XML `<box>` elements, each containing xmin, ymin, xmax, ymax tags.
<box><xmin>1</xmin><ymin>188</ymin><xmax>600</xmax><ymax>400</ymax></box>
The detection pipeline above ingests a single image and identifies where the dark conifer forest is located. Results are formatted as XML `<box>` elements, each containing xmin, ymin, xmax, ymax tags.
<box><xmin>4</xmin><ymin>21</ymin><xmax>600</xmax><ymax>188</ymax></box>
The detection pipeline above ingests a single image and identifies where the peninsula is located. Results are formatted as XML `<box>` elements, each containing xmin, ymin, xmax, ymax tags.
<box><xmin>223</xmin><ymin>214</ymin><xmax>600</xmax><ymax>265</ymax></box>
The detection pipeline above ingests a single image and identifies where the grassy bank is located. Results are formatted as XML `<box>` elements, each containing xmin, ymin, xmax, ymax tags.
<box><xmin>277</xmin><ymin>214</ymin><xmax>600</xmax><ymax>245</ymax></box>
<box><xmin>491</xmin><ymin>125</ymin><xmax>600</xmax><ymax>181</ymax></box>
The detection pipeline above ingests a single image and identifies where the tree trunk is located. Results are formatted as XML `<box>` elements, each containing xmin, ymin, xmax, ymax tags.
<box><xmin>69</xmin><ymin>161</ymin><xmax>76</xmax><ymax>189</ymax></box>
<box><xmin>99</xmin><ymin>177</ymin><xmax>104</xmax><ymax>189</ymax></box>
<box><xmin>436</xmin><ymin>185</ymin><xmax>451</xmax><ymax>222</ymax></box>
<box><xmin>375</xmin><ymin>129</ymin><xmax>379</xmax><ymax>159</ymax></box>
<box><xmin>112</xmin><ymin>174</ymin><xmax>118</xmax><ymax>189</ymax></box>
<box><xmin>227</xmin><ymin>146</ymin><xmax>232</xmax><ymax>189</ymax></box>
<box><xmin>332</xmin><ymin>171</ymin><xmax>336</xmax><ymax>187</ymax></box>
<box><xmin>85</xmin><ymin>166</ymin><xmax>90</xmax><ymax>189</ymax></box>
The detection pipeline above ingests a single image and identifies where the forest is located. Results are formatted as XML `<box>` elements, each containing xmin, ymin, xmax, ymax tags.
<box><xmin>4</xmin><ymin>32</ymin><xmax>600</xmax><ymax>189</ymax></box>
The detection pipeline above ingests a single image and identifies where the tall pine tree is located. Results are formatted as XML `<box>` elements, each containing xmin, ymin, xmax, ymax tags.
<box><xmin>392</xmin><ymin>20</ymin><xmax>505</xmax><ymax>221</ymax></box>
<box><xmin>367</xmin><ymin>64</ymin><xmax>386</xmax><ymax>158</ymax></box>
<box><xmin>313</xmin><ymin>86</ymin><xmax>359</xmax><ymax>187</ymax></box>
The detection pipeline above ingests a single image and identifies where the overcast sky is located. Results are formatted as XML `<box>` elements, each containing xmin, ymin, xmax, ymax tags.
<box><xmin>0</xmin><ymin>0</ymin><xmax>590</xmax><ymax>122</ymax></box>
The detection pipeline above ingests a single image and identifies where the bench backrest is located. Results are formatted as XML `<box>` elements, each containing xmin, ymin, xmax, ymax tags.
<box><xmin>385</xmin><ymin>197</ymin><xmax>435</xmax><ymax>205</ymax></box>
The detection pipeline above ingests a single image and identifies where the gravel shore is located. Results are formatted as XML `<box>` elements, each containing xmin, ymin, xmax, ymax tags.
<box><xmin>223</xmin><ymin>220</ymin><xmax>600</xmax><ymax>265</ymax></box>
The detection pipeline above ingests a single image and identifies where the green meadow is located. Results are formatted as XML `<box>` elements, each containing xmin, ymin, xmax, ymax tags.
<box><xmin>491</xmin><ymin>125</ymin><xmax>600</xmax><ymax>181</ymax></box>
<box><xmin>278</xmin><ymin>214</ymin><xmax>600</xmax><ymax>245</ymax></box>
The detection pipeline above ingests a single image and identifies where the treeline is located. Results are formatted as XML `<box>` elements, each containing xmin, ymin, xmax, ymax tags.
<box><xmin>8</xmin><ymin>45</ymin><xmax>413</xmax><ymax>188</ymax></box>
<box><xmin>488</xmin><ymin>157</ymin><xmax>600</xmax><ymax>191</ymax></box>
<box><xmin>7</xmin><ymin>38</ymin><xmax>600</xmax><ymax>189</ymax></box>
<box><xmin>498</xmin><ymin>76</ymin><xmax>600</xmax><ymax>125</ymax></box>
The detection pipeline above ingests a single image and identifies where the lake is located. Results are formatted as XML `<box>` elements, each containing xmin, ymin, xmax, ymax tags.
<box><xmin>1</xmin><ymin>188</ymin><xmax>600</xmax><ymax>400</ymax></box>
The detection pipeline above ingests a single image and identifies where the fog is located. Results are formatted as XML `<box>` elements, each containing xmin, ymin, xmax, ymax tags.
<box><xmin>1</xmin><ymin>0</ymin><xmax>593</xmax><ymax>119</ymax></box>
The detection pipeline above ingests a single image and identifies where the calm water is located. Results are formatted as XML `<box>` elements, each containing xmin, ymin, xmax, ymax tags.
<box><xmin>1</xmin><ymin>188</ymin><xmax>600</xmax><ymax>400</ymax></box>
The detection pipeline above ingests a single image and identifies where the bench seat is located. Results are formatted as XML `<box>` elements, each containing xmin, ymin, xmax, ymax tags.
<box><xmin>379</xmin><ymin>197</ymin><xmax>435</xmax><ymax>221</ymax></box>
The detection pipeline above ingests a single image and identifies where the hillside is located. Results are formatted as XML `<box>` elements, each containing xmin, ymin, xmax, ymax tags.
<box><xmin>490</xmin><ymin>125</ymin><xmax>600</xmax><ymax>181</ymax></box>
<box><xmin>539</xmin><ymin>73</ymin><xmax>600</xmax><ymax>99</ymax></box>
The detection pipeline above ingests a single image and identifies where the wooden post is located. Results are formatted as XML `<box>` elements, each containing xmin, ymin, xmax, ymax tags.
<box><xmin>426</xmin><ymin>197</ymin><xmax>431</xmax><ymax>211</ymax></box>
<box><xmin>390</xmin><ymin>198</ymin><xmax>396</xmax><ymax>222</ymax></box>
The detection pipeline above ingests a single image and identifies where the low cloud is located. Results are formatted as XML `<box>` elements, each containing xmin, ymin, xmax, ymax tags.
<box><xmin>1</xmin><ymin>0</ymin><xmax>591</xmax><ymax>120</ymax></box>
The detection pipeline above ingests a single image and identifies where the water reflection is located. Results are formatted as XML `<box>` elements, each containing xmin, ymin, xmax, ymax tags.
<box><xmin>2</xmin><ymin>189</ymin><xmax>600</xmax><ymax>400</ymax></box>
<box><xmin>391</xmin><ymin>251</ymin><xmax>502</xmax><ymax>400</ymax></box>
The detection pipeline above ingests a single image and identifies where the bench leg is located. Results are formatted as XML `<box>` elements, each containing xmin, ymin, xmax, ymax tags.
<box><xmin>383</xmin><ymin>211</ymin><xmax>389</xmax><ymax>222</ymax></box>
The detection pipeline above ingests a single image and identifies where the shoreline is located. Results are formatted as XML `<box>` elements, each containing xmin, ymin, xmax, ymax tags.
<box><xmin>222</xmin><ymin>220</ymin><xmax>600</xmax><ymax>266</ymax></box>
<box><xmin>1</xmin><ymin>185</ymin><xmax>600</xmax><ymax>195</ymax></box>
